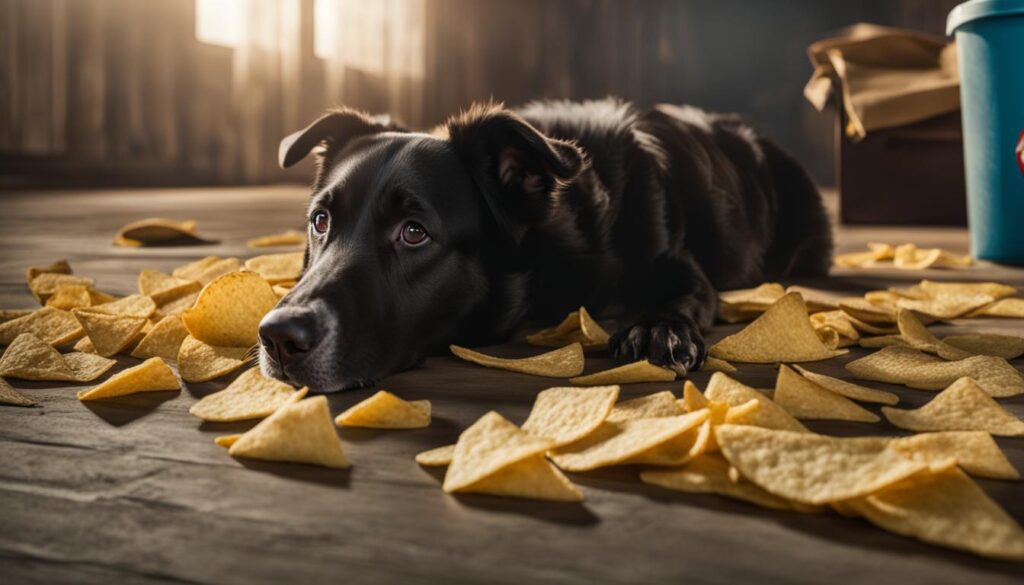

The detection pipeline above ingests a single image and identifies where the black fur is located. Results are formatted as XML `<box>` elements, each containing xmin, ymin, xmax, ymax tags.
<box><xmin>259</xmin><ymin>98</ymin><xmax>832</xmax><ymax>392</ymax></box>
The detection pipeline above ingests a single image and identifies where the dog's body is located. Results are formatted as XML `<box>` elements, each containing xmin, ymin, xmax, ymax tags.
<box><xmin>259</xmin><ymin>99</ymin><xmax>832</xmax><ymax>392</ymax></box>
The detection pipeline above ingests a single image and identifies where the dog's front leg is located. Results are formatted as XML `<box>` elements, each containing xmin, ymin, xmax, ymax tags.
<box><xmin>609</xmin><ymin>251</ymin><xmax>717</xmax><ymax>375</ymax></box>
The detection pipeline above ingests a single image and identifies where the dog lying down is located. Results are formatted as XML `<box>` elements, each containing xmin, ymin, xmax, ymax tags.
<box><xmin>258</xmin><ymin>99</ymin><xmax>832</xmax><ymax>392</ymax></box>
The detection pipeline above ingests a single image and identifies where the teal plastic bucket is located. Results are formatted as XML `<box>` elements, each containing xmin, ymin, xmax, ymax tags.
<box><xmin>948</xmin><ymin>0</ymin><xmax>1024</xmax><ymax>263</ymax></box>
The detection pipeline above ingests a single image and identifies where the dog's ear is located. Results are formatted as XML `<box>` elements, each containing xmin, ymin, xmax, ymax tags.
<box><xmin>279</xmin><ymin>109</ymin><xmax>405</xmax><ymax>185</ymax></box>
<box><xmin>445</xmin><ymin>104</ymin><xmax>584</xmax><ymax>242</ymax></box>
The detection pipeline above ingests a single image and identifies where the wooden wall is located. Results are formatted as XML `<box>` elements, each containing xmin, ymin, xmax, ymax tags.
<box><xmin>0</xmin><ymin>0</ymin><xmax>960</xmax><ymax>188</ymax></box>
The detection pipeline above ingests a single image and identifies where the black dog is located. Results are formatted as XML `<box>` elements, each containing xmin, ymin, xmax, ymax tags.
<box><xmin>259</xmin><ymin>99</ymin><xmax>832</xmax><ymax>392</ymax></box>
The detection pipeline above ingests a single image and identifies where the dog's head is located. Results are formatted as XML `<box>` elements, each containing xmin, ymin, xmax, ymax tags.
<box><xmin>259</xmin><ymin>105</ymin><xmax>584</xmax><ymax>392</ymax></box>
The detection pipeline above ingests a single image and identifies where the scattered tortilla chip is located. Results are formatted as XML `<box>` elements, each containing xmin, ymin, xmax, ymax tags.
<box><xmin>710</xmin><ymin>293</ymin><xmax>846</xmax><ymax>363</ymax></box>
<box><xmin>838</xmin><ymin>297</ymin><xmax>897</xmax><ymax>325</ymax></box>
<box><xmin>77</xmin><ymin>357</ymin><xmax>179</xmax><ymax>400</ymax></box>
<box><xmin>682</xmin><ymin>380</ymin><xmax>709</xmax><ymax>413</ymax></box>
<box><xmin>843</xmin><ymin>313</ymin><xmax>899</xmax><ymax>336</ymax></box>
<box><xmin>843</xmin><ymin>467</ymin><xmax>1024</xmax><ymax>561</ymax></box>
<box><xmin>137</xmin><ymin>269</ymin><xmax>201</xmax><ymax>305</ymax></box>
<box><xmin>550</xmin><ymin>411</ymin><xmax>707</xmax><ymax>472</ymax></box>
<box><xmin>786</xmin><ymin>286</ymin><xmax>841</xmax><ymax>314</ymax></box>
<box><xmin>967</xmin><ymin>297</ymin><xmax>1024</xmax><ymax>318</ymax></box>
<box><xmin>130</xmin><ymin>315</ymin><xmax>190</xmax><ymax>361</ymax></box>
<box><xmin>0</xmin><ymin>378</ymin><xmax>36</xmax><ymax>407</ymax></box>
<box><xmin>942</xmin><ymin>333</ymin><xmax>1024</xmax><ymax>360</ymax></box>
<box><xmin>834</xmin><ymin>243</ymin><xmax>895</xmax><ymax>268</ymax></box>
<box><xmin>716</xmin><ymin>425</ymin><xmax>927</xmax><ymax>505</ymax></box>
<box><xmin>0</xmin><ymin>334</ymin><xmax>78</xmax><ymax>381</ymax></box>
<box><xmin>272</xmin><ymin>283</ymin><xmax>295</xmax><ymax>298</ymax></box>
<box><xmin>881</xmin><ymin>377</ymin><xmax>1024</xmax><ymax>436</ymax></box>
<box><xmin>84</xmin><ymin>294</ymin><xmax>156</xmax><ymax>318</ymax></box>
<box><xmin>189</xmin><ymin>367</ymin><xmax>307</xmax><ymax>422</ymax></box>
<box><xmin>628</xmin><ymin>413</ymin><xmax>714</xmax><ymax>466</ymax></box>
<box><xmin>172</xmin><ymin>256</ymin><xmax>219</xmax><ymax>281</ymax></box>
<box><xmin>72</xmin><ymin>310</ymin><xmax>147</xmax><ymax>357</ymax></box>
<box><xmin>226</xmin><ymin>396</ymin><xmax>349</xmax><ymax>469</ymax></box>
<box><xmin>846</xmin><ymin>345</ymin><xmax>1024</xmax><ymax>398</ymax></box>
<box><xmin>700</xmin><ymin>356</ymin><xmax>736</xmax><ymax>373</ymax></box>
<box><xmin>416</xmin><ymin>444</ymin><xmax>456</xmax><ymax>467</ymax></box>
<box><xmin>526</xmin><ymin>307</ymin><xmax>610</xmax><ymax>348</ymax></box>
<box><xmin>158</xmin><ymin>290</ymin><xmax>199</xmax><ymax>317</ymax></box>
<box><xmin>114</xmin><ymin>218</ymin><xmax>199</xmax><ymax>247</ymax></box>
<box><xmin>466</xmin><ymin>454</ymin><xmax>583</xmax><ymax>501</ymax></box>
<box><xmin>520</xmin><ymin>385</ymin><xmax>619</xmax><ymax>447</ymax></box>
<box><xmin>26</xmin><ymin>259</ymin><xmax>72</xmax><ymax>282</ymax></box>
<box><xmin>791</xmin><ymin>365</ymin><xmax>898</xmax><ymax>405</ymax></box>
<box><xmin>247</xmin><ymin>230</ymin><xmax>306</xmax><ymax>248</ymax></box>
<box><xmin>0</xmin><ymin>307</ymin><xmax>84</xmax><ymax>346</ymax></box>
<box><xmin>896</xmin><ymin>292</ymin><xmax>995</xmax><ymax>320</ymax></box>
<box><xmin>0</xmin><ymin>309</ymin><xmax>33</xmax><ymax>324</ymax></box>
<box><xmin>809</xmin><ymin>310</ymin><xmax>860</xmax><ymax>348</ymax></box>
<box><xmin>895</xmin><ymin>309</ymin><xmax>970</xmax><ymax>360</ymax></box>
<box><xmin>891</xmin><ymin>243</ymin><xmax>973</xmax><ymax>270</ymax></box>
<box><xmin>244</xmin><ymin>252</ymin><xmax>304</xmax><ymax>284</ymax></box>
<box><xmin>44</xmin><ymin>284</ymin><xmax>94</xmax><ymax>310</ymax></box>
<box><xmin>335</xmin><ymin>390</ymin><xmax>431</xmax><ymax>429</ymax></box>
<box><xmin>717</xmin><ymin>283</ymin><xmax>786</xmax><ymax>323</ymax></box>
<box><xmin>704</xmin><ymin>372</ymin><xmax>808</xmax><ymax>433</ymax></box>
<box><xmin>177</xmin><ymin>335</ymin><xmax>249</xmax><ymax>383</ymax></box>
<box><xmin>62</xmin><ymin>351</ymin><xmax>117</xmax><ymax>381</ymax></box>
<box><xmin>774</xmin><ymin>365</ymin><xmax>879</xmax><ymax>423</ymax></box>
<box><xmin>916</xmin><ymin>280</ymin><xmax>1016</xmax><ymax>300</ymax></box>
<box><xmin>858</xmin><ymin>334</ymin><xmax>906</xmax><ymax>349</ymax></box>
<box><xmin>73</xmin><ymin>335</ymin><xmax>96</xmax><ymax>354</ymax></box>
<box><xmin>182</xmin><ymin>271</ymin><xmax>279</xmax><ymax>348</ymax></box>
<box><xmin>605</xmin><ymin>390</ymin><xmax>682</xmax><ymax>423</ymax></box>
<box><xmin>28</xmin><ymin>273</ymin><xmax>95</xmax><ymax>303</ymax></box>
<box><xmin>450</xmin><ymin>343</ymin><xmax>584</xmax><ymax>378</ymax></box>
<box><xmin>887</xmin><ymin>432</ymin><xmax>1019</xmax><ymax>480</ymax></box>
<box><xmin>641</xmin><ymin>453</ymin><xmax>808</xmax><ymax>511</ymax></box>
<box><xmin>569</xmin><ymin>360</ymin><xmax>675</xmax><ymax>385</ymax></box>
<box><xmin>215</xmin><ymin>434</ymin><xmax>241</xmax><ymax>448</ymax></box>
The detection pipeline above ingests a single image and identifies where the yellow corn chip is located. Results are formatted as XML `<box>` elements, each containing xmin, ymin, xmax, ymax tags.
<box><xmin>704</xmin><ymin>372</ymin><xmax>808</xmax><ymax>433</ymax></box>
<box><xmin>942</xmin><ymin>333</ymin><xmax>1024</xmax><ymax>360</ymax></box>
<box><xmin>774</xmin><ymin>365</ymin><xmax>879</xmax><ymax>422</ymax></box>
<box><xmin>891</xmin><ymin>243</ymin><xmax>973</xmax><ymax>270</ymax></box>
<box><xmin>834</xmin><ymin>243</ymin><xmax>895</xmax><ymax>269</ymax></box>
<box><xmin>844</xmin><ymin>313</ymin><xmax>899</xmax><ymax>335</ymax></box>
<box><xmin>569</xmin><ymin>360</ymin><xmax>675</xmax><ymax>385</ymax></box>
<box><xmin>77</xmin><ymin>357</ymin><xmax>179</xmax><ymax>401</ymax></box>
<box><xmin>710</xmin><ymin>293</ymin><xmax>846</xmax><ymax>363</ymax></box>
<box><xmin>247</xmin><ymin>230</ymin><xmax>306</xmax><ymax>248</ymax></box>
<box><xmin>896</xmin><ymin>293</ymin><xmax>995</xmax><ymax>320</ymax></box>
<box><xmin>786</xmin><ymin>286</ymin><xmax>841</xmax><ymax>314</ymax></box>
<box><xmin>130</xmin><ymin>315</ymin><xmax>190</xmax><ymax>361</ymax></box>
<box><xmin>0</xmin><ymin>378</ymin><xmax>36</xmax><ymax>407</ymax></box>
<box><xmin>843</xmin><ymin>467</ymin><xmax>1024</xmax><ymax>561</ymax></box>
<box><xmin>550</xmin><ymin>411</ymin><xmax>707</xmax><ymax>472</ymax></box>
<box><xmin>45</xmin><ymin>284</ymin><xmax>94</xmax><ymax>310</ymax></box>
<box><xmin>215</xmin><ymin>434</ymin><xmax>241</xmax><ymax>448</ymax></box>
<box><xmin>606</xmin><ymin>390</ymin><xmax>682</xmax><ymax>423</ymax></box>
<box><xmin>641</xmin><ymin>453</ymin><xmax>807</xmax><ymax>512</ymax></box>
<box><xmin>335</xmin><ymin>390</ymin><xmax>431</xmax><ymax>429</ymax></box>
<box><xmin>882</xmin><ymin>377</ymin><xmax>1024</xmax><ymax>436</ymax></box>
<box><xmin>272</xmin><ymin>283</ymin><xmax>295</xmax><ymax>298</ymax></box>
<box><xmin>887</xmin><ymin>432</ymin><xmax>1018</xmax><ymax>480</ymax></box>
<box><xmin>0</xmin><ymin>309</ymin><xmax>33</xmax><ymax>324</ymax></box>
<box><xmin>526</xmin><ymin>307</ymin><xmax>610</xmax><ymax>348</ymax></box>
<box><xmin>846</xmin><ymin>345</ymin><xmax>1024</xmax><ymax>397</ymax></box>
<box><xmin>520</xmin><ymin>385</ymin><xmax>619</xmax><ymax>447</ymax></box>
<box><xmin>716</xmin><ymin>425</ymin><xmax>928</xmax><ymax>505</ymax></box>
<box><xmin>838</xmin><ymin>297</ymin><xmax>897</xmax><ymax>325</ymax></box>
<box><xmin>700</xmin><ymin>356</ymin><xmax>736</xmax><ymax>373</ymax></box>
<box><xmin>158</xmin><ymin>290</ymin><xmax>199</xmax><ymax>316</ymax></box>
<box><xmin>26</xmin><ymin>259</ymin><xmax>72</xmax><ymax>282</ymax></box>
<box><xmin>442</xmin><ymin>411</ymin><xmax>553</xmax><ymax>492</ymax></box>
<box><xmin>916</xmin><ymin>280</ymin><xmax>1016</xmax><ymax>300</ymax></box>
<box><xmin>416</xmin><ymin>444</ymin><xmax>456</xmax><ymax>467</ymax></box>
<box><xmin>858</xmin><ymin>334</ymin><xmax>907</xmax><ymax>349</ymax></box>
<box><xmin>183</xmin><ymin>271</ymin><xmax>279</xmax><ymax>347</ymax></box>
<box><xmin>244</xmin><ymin>252</ymin><xmax>304</xmax><ymax>284</ymax></box>
<box><xmin>72</xmin><ymin>310</ymin><xmax>147</xmax><ymax>357</ymax></box>
<box><xmin>190</xmin><ymin>368</ymin><xmax>308</xmax><ymax>422</ymax></box>
<box><xmin>63</xmin><ymin>351</ymin><xmax>117</xmax><ymax>381</ymax></box>
<box><xmin>177</xmin><ymin>335</ymin><xmax>249</xmax><ymax>383</ymax></box>
<box><xmin>172</xmin><ymin>256</ymin><xmax>220</xmax><ymax>281</ymax></box>
<box><xmin>138</xmin><ymin>269</ymin><xmax>201</xmax><ymax>305</ymax></box>
<box><xmin>84</xmin><ymin>294</ymin><xmax>156</xmax><ymax>318</ymax></box>
<box><xmin>0</xmin><ymin>307</ymin><xmax>84</xmax><ymax>346</ymax></box>
<box><xmin>791</xmin><ymin>365</ymin><xmax>899</xmax><ymax>405</ymax></box>
<box><xmin>627</xmin><ymin>413</ymin><xmax>713</xmax><ymax>466</ymax></box>
<box><xmin>0</xmin><ymin>334</ymin><xmax>78</xmax><ymax>381</ymax></box>
<box><xmin>809</xmin><ymin>310</ymin><xmax>860</xmax><ymax>347</ymax></box>
<box><xmin>967</xmin><ymin>297</ymin><xmax>1024</xmax><ymax>318</ymax></box>
<box><xmin>28</xmin><ymin>273</ymin><xmax>95</xmax><ymax>303</ymax></box>
<box><xmin>227</xmin><ymin>396</ymin><xmax>349</xmax><ymax>469</ymax></box>
<box><xmin>895</xmin><ymin>309</ymin><xmax>970</xmax><ymax>360</ymax></box>
<box><xmin>682</xmin><ymin>380</ymin><xmax>709</xmax><ymax>412</ymax></box>
<box><xmin>450</xmin><ymin>343</ymin><xmax>584</xmax><ymax>378</ymax></box>
<box><xmin>717</xmin><ymin>283</ymin><xmax>786</xmax><ymax>323</ymax></box>
<box><xmin>464</xmin><ymin>454</ymin><xmax>583</xmax><ymax>502</ymax></box>
<box><xmin>114</xmin><ymin>218</ymin><xmax>199</xmax><ymax>246</ymax></box>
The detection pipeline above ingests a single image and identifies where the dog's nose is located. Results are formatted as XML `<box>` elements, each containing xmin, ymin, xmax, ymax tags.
<box><xmin>259</xmin><ymin>308</ymin><xmax>317</xmax><ymax>365</ymax></box>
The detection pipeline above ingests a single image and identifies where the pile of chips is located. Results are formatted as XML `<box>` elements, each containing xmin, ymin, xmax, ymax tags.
<box><xmin>835</xmin><ymin>243</ymin><xmax>974</xmax><ymax>270</ymax></box>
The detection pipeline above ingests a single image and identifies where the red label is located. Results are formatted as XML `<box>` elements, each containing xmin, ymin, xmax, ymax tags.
<box><xmin>1017</xmin><ymin>129</ymin><xmax>1024</xmax><ymax>177</ymax></box>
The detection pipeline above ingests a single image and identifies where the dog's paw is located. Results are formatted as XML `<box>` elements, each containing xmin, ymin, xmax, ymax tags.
<box><xmin>609</xmin><ymin>317</ymin><xmax>707</xmax><ymax>375</ymax></box>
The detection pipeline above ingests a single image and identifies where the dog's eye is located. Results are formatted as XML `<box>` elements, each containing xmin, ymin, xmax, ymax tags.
<box><xmin>311</xmin><ymin>211</ymin><xmax>330</xmax><ymax>234</ymax></box>
<box><xmin>399</xmin><ymin>221</ymin><xmax>430</xmax><ymax>246</ymax></box>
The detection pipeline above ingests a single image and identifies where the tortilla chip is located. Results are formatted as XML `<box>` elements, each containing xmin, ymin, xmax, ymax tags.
<box><xmin>465</xmin><ymin>454</ymin><xmax>583</xmax><ymax>501</ymax></box>
<box><xmin>858</xmin><ymin>334</ymin><xmax>907</xmax><ymax>349</ymax></box>
<box><xmin>895</xmin><ymin>309</ymin><xmax>970</xmax><ymax>360</ymax></box>
<box><xmin>682</xmin><ymin>380</ymin><xmax>710</xmax><ymax>413</ymax></box>
<box><xmin>182</xmin><ymin>271</ymin><xmax>279</xmax><ymax>347</ymax></box>
<box><xmin>641</xmin><ymin>453</ymin><xmax>807</xmax><ymax>511</ymax></box>
<box><xmin>916</xmin><ymin>280</ymin><xmax>1016</xmax><ymax>300</ymax></box>
<box><xmin>0</xmin><ymin>334</ymin><xmax>77</xmax><ymax>381</ymax></box>
<box><xmin>786</xmin><ymin>286</ymin><xmax>841</xmax><ymax>314</ymax></box>
<box><xmin>774</xmin><ymin>365</ymin><xmax>879</xmax><ymax>423</ymax></box>
<box><xmin>701</xmin><ymin>356</ymin><xmax>736</xmax><ymax>373</ymax></box>
<box><xmin>84</xmin><ymin>294</ymin><xmax>156</xmax><ymax>318</ymax></box>
<box><xmin>627</xmin><ymin>413</ymin><xmax>714</xmax><ymax>466</ymax></box>
<box><xmin>247</xmin><ymin>230</ymin><xmax>306</xmax><ymax>248</ymax></box>
<box><xmin>791</xmin><ymin>365</ymin><xmax>899</xmax><ymax>405</ymax></box>
<box><xmin>215</xmin><ymin>434</ymin><xmax>241</xmax><ymax>448</ymax></box>
<box><xmin>891</xmin><ymin>243</ymin><xmax>973</xmax><ymax>270</ymax></box>
<box><xmin>838</xmin><ymin>297</ymin><xmax>897</xmax><ymax>325</ymax></box>
<box><xmin>442</xmin><ymin>411</ymin><xmax>553</xmax><ymax>492</ymax></box>
<box><xmin>717</xmin><ymin>283</ymin><xmax>786</xmax><ymax>323</ymax></box>
<box><xmin>130</xmin><ymin>315</ymin><xmax>190</xmax><ymax>361</ymax></box>
<box><xmin>843</xmin><ymin>314</ymin><xmax>899</xmax><ymax>336</ymax></box>
<box><xmin>550</xmin><ymin>411</ymin><xmax>707</xmax><ymax>472</ymax></box>
<box><xmin>526</xmin><ymin>307</ymin><xmax>610</xmax><ymax>348</ymax></box>
<box><xmin>77</xmin><ymin>357</ymin><xmax>179</xmax><ymax>400</ymax></box>
<box><xmin>71</xmin><ymin>310</ymin><xmax>147</xmax><ymax>357</ymax></box>
<box><xmin>520</xmin><ymin>385</ymin><xmax>619</xmax><ymax>447</ymax></box>
<box><xmin>887</xmin><ymin>432</ymin><xmax>1018</xmax><ymax>480</ymax></box>
<box><xmin>62</xmin><ymin>351</ymin><xmax>117</xmax><ymax>382</ymax></box>
<box><xmin>605</xmin><ymin>390</ymin><xmax>682</xmax><ymax>423</ymax></box>
<box><xmin>28</xmin><ymin>273</ymin><xmax>95</xmax><ymax>303</ymax></box>
<box><xmin>881</xmin><ymin>377</ymin><xmax>1024</xmax><ymax>436</ymax></box>
<box><xmin>843</xmin><ymin>467</ymin><xmax>1024</xmax><ymax>561</ymax></box>
<box><xmin>704</xmin><ymin>372</ymin><xmax>808</xmax><ymax>433</ymax></box>
<box><xmin>172</xmin><ymin>256</ymin><xmax>219</xmax><ymax>281</ymax></box>
<box><xmin>569</xmin><ymin>360</ymin><xmax>675</xmax><ymax>385</ymax></box>
<box><xmin>896</xmin><ymin>293</ymin><xmax>995</xmax><ymax>320</ymax></box>
<box><xmin>715</xmin><ymin>425</ymin><xmax>928</xmax><ymax>505</ymax></box>
<box><xmin>967</xmin><ymin>297</ymin><xmax>1024</xmax><ymax>318</ymax></box>
<box><xmin>158</xmin><ymin>290</ymin><xmax>200</xmax><ymax>316</ymax></box>
<box><xmin>450</xmin><ymin>343</ymin><xmax>584</xmax><ymax>378</ymax></box>
<box><xmin>710</xmin><ymin>293</ymin><xmax>846</xmax><ymax>363</ymax></box>
<box><xmin>0</xmin><ymin>378</ymin><xmax>36</xmax><ymax>407</ymax></box>
<box><xmin>0</xmin><ymin>307</ymin><xmax>84</xmax><ymax>346</ymax></box>
<box><xmin>942</xmin><ymin>333</ymin><xmax>1024</xmax><ymax>360</ymax></box>
<box><xmin>272</xmin><ymin>283</ymin><xmax>295</xmax><ymax>298</ymax></box>
<box><xmin>44</xmin><ymin>284</ymin><xmax>94</xmax><ymax>310</ymax></box>
<box><xmin>845</xmin><ymin>345</ymin><xmax>1024</xmax><ymax>397</ymax></box>
<box><xmin>244</xmin><ymin>252</ymin><xmax>304</xmax><ymax>284</ymax></box>
<box><xmin>335</xmin><ymin>390</ymin><xmax>431</xmax><ymax>429</ymax></box>
<box><xmin>114</xmin><ymin>218</ymin><xmax>198</xmax><ymax>246</ymax></box>
<box><xmin>177</xmin><ymin>335</ymin><xmax>249</xmax><ymax>383</ymax></box>
<box><xmin>227</xmin><ymin>396</ymin><xmax>349</xmax><ymax>469</ymax></box>
<box><xmin>416</xmin><ymin>444</ymin><xmax>456</xmax><ymax>467</ymax></box>
<box><xmin>0</xmin><ymin>309</ymin><xmax>33</xmax><ymax>324</ymax></box>
<box><xmin>26</xmin><ymin>259</ymin><xmax>72</xmax><ymax>282</ymax></box>
<box><xmin>810</xmin><ymin>310</ymin><xmax>860</xmax><ymax>348</ymax></box>
<box><xmin>137</xmin><ymin>269</ymin><xmax>201</xmax><ymax>305</ymax></box>
<box><xmin>189</xmin><ymin>368</ymin><xmax>307</xmax><ymax>422</ymax></box>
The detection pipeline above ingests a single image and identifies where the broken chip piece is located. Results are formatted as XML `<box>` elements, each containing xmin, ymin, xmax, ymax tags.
<box><xmin>0</xmin><ymin>306</ymin><xmax>84</xmax><ymax>346</ymax></box>
<box><xmin>182</xmin><ymin>271</ymin><xmax>279</xmax><ymax>348</ymax></box>
<box><xmin>225</xmin><ymin>396</ymin><xmax>349</xmax><ymax>469</ymax></box>
<box><xmin>114</xmin><ymin>218</ymin><xmax>201</xmax><ymax>247</ymax></box>
<box><xmin>709</xmin><ymin>293</ymin><xmax>846</xmax><ymax>363</ymax></box>
<box><xmin>773</xmin><ymin>365</ymin><xmax>879</xmax><ymax>423</ymax></box>
<box><xmin>846</xmin><ymin>345</ymin><xmax>1024</xmax><ymax>398</ymax></box>
<box><xmin>335</xmin><ymin>390</ymin><xmax>431</xmax><ymax>429</ymax></box>
<box><xmin>891</xmin><ymin>243</ymin><xmax>973</xmax><ymax>270</ymax></box>
<box><xmin>881</xmin><ymin>377</ymin><xmax>1024</xmax><ymax>436</ymax></box>
<box><xmin>77</xmin><ymin>357</ymin><xmax>180</xmax><ymax>401</ymax></box>
<box><xmin>450</xmin><ymin>343</ymin><xmax>584</xmax><ymax>378</ymax></box>
<box><xmin>247</xmin><ymin>230</ymin><xmax>306</xmax><ymax>248</ymax></box>
<box><xmin>243</xmin><ymin>252</ymin><xmax>304</xmax><ymax>284</ymax></box>
<box><xmin>28</xmin><ymin>273</ymin><xmax>95</xmax><ymax>304</ymax></box>
<box><xmin>26</xmin><ymin>259</ymin><xmax>72</xmax><ymax>282</ymax></box>
<box><xmin>130</xmin><ymin>315</ymin><xmax>190</xmax><ymax>361</ymax></box>
<box><xmin>177</xmin><ymin>335</ymin><xmax>249</xmax><ymax>383</ymax></box>
<box><xmin>526</xmin><ymin>306</ymin><xmax>610</xmax><ymax>348</ymax></box>
<box><xmin>0</xmin><ymin>378</ymin><xmax>36</xmax><ymax>407</ymax></box>
<box><xmin>416</xmin><ymin>444</ymin><xmax>456</xmax><ymax>467</ymax></box>
<box><xmin>138</xmin><ymin>269</ymin><xmax>202</xmax><ymax>305</ymax></box>
<box><xmin>190</xmin><ymin>368</ymin><xmax>308</xmax><ymax>422</ymax></box>
<box><xmin>569</xmin><ymin>360</ymin><xmax>675</xmax><ymax>385</ymax></box>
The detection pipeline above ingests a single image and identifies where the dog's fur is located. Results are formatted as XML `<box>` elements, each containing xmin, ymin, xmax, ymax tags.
<box><xmin>259</xmin><ymin>99</ymin><xmax>832</xmax><ymax>392</ymax></box>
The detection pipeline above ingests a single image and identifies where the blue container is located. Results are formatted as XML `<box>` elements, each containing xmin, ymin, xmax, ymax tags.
<box><xmin>948</xmin><ymin>0</ymin><xmax>1024</xmax><ymax>263</ymax></box>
